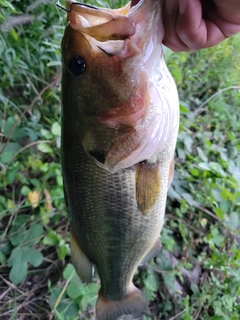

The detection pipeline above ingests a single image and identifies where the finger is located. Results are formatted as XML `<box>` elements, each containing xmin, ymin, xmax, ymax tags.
<box><xmin>162</xmin><ymin>0</ymin><xmax>190</xmax><ymax>51</ymax></box>
<box><xmin>203</xmin><ymin>0</ymin><xmax>240</xmax><ymax>38</ymax></box>
<box><xmin>176</xmin><ymin>0</ymin><xmax>229</xmax><ymax>49</ymax></box>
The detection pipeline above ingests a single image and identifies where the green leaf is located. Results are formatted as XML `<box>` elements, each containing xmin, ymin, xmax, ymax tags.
<box><xmin>181</xmin><ymin>193</ymin><xmax>199</xmax><ymax>206</ymax></box>
<box><xmin>66</xmin><ymin>281</ymin><xmax>83</xmax><ymax>299</ymax></box>
<box><xmin>51</xmin><ymin>122</ymin><xmax>61</xmax><ymax>136</ymax></box>
<box><xmin>215</xmin><ymin>208</ymin><xmax>225</xmax><ymax>220</ymax></box>
<box><xmin>54</xmin><ymin>310</ymin><xmax>65</xmax><ymax>320</ymax></box>
<box><xmin>8</xmin><ymin>246</ymin><xmax>43</xmax><ymax>285</ymax></box>
<box><xmin>58</xmin><ymin>244</ymin><xmax>68</xmax><ymax>260</ymax></box>
<box><xmin>209</xmin><ymin>162</ymin><xmax>226</xmax><ymax>177</ymax></box>
<box><xmin>40</xmin><ymin>128</ymin><xmax>53</xmax><ymax>139</ymax></box>
<box><xmin>0</xmin><ymin>151</ymin><xmax>13</xmax><ymax>164</ymax></box>
<box><xmin>49</xmin><ymin>287</ymin><xmax>67</xmax><ymax>311</ymax></box>
<box><xmin>162</xmin><ymin>273</ymin><xmax>175</xmax><ymax>292</ymax></box>
<box><xmin>28</xmin><ymin>247</ymin><xmax>43</xmax><ymax>266</ymax></box>
<box><xmin>9</xmin><ymin>215</ymin><xmax>28</xmax><ymax>245</ymax></box>
<box><xmin>47</xmin><ymin>61</ymin><xmax>62</xmax><ymax>67</ymax></box>
<box><xmin>180</xmin><ymin>104</ymin><xmax>189</xmax><ymax>114</ymax></box>
<box><xmin>0</xmin><ymin>251</ymin><xmax>6</xmax><ymax>263</ymax></box>
<box><xmin>37</xmin><ymin>143</ymin><xmax>53</xmax><ymax>154</ymax></box>
<box><xmin>2</xmin><ymin>1</ymin><xmax>16</xmax><ymax>10</ymax></box>
<box><xmin>63</xmin><ymin>263</ymin><xmax>77</xmax><ymax>280</ymax></box>
<box><xmin>144</xmin><ymin>270</ymin><xmax>158</xmax><ymax>292</ymax></box>
<box><xmin>189</xmin><ymin>168</ymin><xmax>199</xmax><ymax>177</ymax></box>
<box><xmin>80</xmin><ymin>284</ymin><xmax>98</xmax><ymax>310</ymax></box>
<box><xmin>0</xmin><ymin>142</ymin><xmax>22</xmax><ymax>164</ymax></box>
<box><xmin>3</xmin><ymin>117</ymin><xmax>18</xmax><ymax>138</ymax></box>
<box><xmin>197</xmin><ymin>147</ymin><xmax>208</xmax><ymax>163</ymax></box>
<box><xmin>230</xmin><ymin>211</ymin><xmax>239</xmax><ymax>228</ymax></box>
<box><xmin>10</xmin><ymin>223</ymin><xmax>43</xmax><ymax>247</ymax></box>
<box><xmin>40</xmin><ymin>207</ymin><xmax>50</xmax><ymax>225</ymax></box>
<box><xmin>49</xmin><ymin>288</ymin><xmax>79</xmax><ymax>317</ymax></box>
<box><xmin>25</xmin><ymin>224</ymin><xmax>44</xmax><ymax>246</ymax></box>
<box><xmin>198</xmin><ymin>162</ymin><xmax>211</xmax><ymax>171</ymax></box>
<box><xmin>43</xmin><ymin>231</ymin><xmax>60</xmax><ymax>246</ymax></box>
<box><xmin>16</xmin><ymin>127</ymin><xmax>38</xmax><ymax>143</ymax></box>
<box><xmin>21</xmin><ymin>185</ymin><xmax>31</xmax><ymax>196</ymax></box>
<box><xmin>6</xmin><ymin>166</ymin><xmax>18</xmax><ymax>184</ymax></box>
<box><xmin>10</xmin><ymin>28</ymin><xmax>18</xmax><ymax>41</ymax></box>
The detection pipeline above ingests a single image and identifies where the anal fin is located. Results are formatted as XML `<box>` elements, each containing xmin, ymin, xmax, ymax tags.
<box><xmin>139</xmin><ymin>238</ymin><xmax>162</xmax><ymax>266</ymax></box>
<box><xmin>70</xmin><ymin>230</ymin><xmax>93</xmax><ymax>283</ymax></box>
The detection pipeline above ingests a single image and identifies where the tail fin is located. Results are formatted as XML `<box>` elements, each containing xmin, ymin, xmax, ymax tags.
<box><xmin>96</xmin><ymin>286</ymin><xmax>147</xmax><ymax>320</ymax></box>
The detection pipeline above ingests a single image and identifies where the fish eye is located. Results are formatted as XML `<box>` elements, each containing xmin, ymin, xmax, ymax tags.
<box><xmin>68</xmin><ymin>55</ymin><xmax>86</xmax><ymax>76</ymax></box>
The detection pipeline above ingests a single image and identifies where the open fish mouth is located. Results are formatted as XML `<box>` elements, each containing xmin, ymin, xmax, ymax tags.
<box><xmin>64</xmin><ymin>1</ymin><xmax>135</xmax><ymax>41</ymax></box>
<box><xmin>58</xmin><ymin>0</ymin><xmax>159</xmax><ymax>58</ymax></box>
<box><xmin>57</xmin><ymin>0</ymin><xmax>135</xmax><ymax>58</ymax></box>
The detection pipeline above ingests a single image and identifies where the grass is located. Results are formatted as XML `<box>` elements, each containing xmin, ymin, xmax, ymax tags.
<box><xmin>0</xmin><ymin>0</ymin><xmax>240</xmax><ymax>319</ymax></box>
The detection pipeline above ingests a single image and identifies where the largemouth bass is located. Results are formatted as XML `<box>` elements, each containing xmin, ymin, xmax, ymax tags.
<box><xmin>61</xmin><ymin>0</ymin><xmax>179</xmax><ymax>319</ymax></box>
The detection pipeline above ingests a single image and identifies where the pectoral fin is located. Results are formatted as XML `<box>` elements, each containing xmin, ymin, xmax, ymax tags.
<box><xmin>136</xmin><ymin>162</ymin><xmax>160</xmax><ymax>215</ymax></box>
<box><xmin>70</xmin><ymin>230</ymin><xmax>93</xmax><ymax>283</ymax></box>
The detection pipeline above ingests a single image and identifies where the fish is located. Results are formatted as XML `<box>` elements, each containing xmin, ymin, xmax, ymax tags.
<box><xmin>60</xmin><ymin>0</ymin><xmax>179</xmax><ymax>319</ymax></box>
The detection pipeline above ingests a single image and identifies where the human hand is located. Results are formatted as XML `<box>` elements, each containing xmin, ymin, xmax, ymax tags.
<box><xmin>161</xmin><ymin>0</ymin><xmax>240</xmax><ymax>51</ymax></box>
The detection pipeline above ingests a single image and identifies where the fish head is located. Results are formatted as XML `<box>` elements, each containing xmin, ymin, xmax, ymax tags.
<box><xmin>61</xmin><ymin>0</ymin><xmax>162</xmax><ymax>112</ymax></box>
<box><xmin>61</xmin><ymin>0</ymin><xmax>178</xmax><ymax>172</ymax></box>
<box><xmin>62</xmin><ymin>4</ymin><xmax>138</xmax><ymax>116</ymax></box>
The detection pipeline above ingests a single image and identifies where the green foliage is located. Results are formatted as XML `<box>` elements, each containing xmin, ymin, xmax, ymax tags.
<box><xmin>158</xmin><ymin>38</ymin><xmax>240</xmax><ymax>319</ymax></box>
<box><xmin>2</xmin><ymin>212</ymin><xmax>45</xmax><ymax>284</ymax></box>
<box><xmin>0</xmin><ymin>0</ymin><xmax>240</xmax><ymax>319</ymax></box>
<box><xmin>49</xmin><ymin>263</ymin><xmax>98</xmax><ymax>319</ymax></box>
<box><xmin>9</xmin><ymin>246</ymin><xmax>43</xmax><ymax>285</ymax></box>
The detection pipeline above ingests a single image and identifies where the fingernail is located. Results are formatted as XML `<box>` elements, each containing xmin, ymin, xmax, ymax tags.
<box><xmin>179</xmin><ymin>0</ymin><xmax>188</xmax><ymax>14</ymax></box>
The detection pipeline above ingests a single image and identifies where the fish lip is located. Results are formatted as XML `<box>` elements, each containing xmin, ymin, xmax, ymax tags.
<box><xmin>62</xmin><ymin>0</ymin><xmax>136</xmax><ymax>42</ymax></box>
